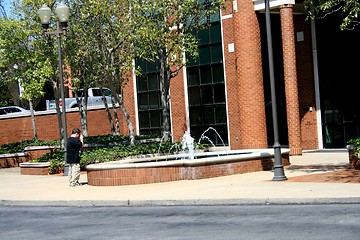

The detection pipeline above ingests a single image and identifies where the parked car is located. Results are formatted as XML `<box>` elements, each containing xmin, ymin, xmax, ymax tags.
<box><xmin>0</xmin><ymin>106</ymin><xmax>31</xmax><ymax>115</ymax></box>
<box><xmin>45</xmin><ymin>87</ymin><xmax>117</xmax><ymax>110</ymax></box>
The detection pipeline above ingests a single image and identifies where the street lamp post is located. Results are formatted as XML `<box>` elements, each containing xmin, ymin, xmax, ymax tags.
<box><xmin>264</xmin><ymin>0</ymin><xmax>287</xmax><ymax>181</ymax></box>
<box><xmin>38</xmin><ymin>2</ymin><xmax>70</xmax><ymax>175</ymax></box>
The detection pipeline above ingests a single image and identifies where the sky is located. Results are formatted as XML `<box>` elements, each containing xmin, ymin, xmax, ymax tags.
<box><xmin>1</xmin><ymin>0</ymin><xmax>12</xmax><ymax>16</ymax></box>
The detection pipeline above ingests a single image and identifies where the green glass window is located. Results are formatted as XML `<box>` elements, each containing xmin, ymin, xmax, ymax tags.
<box><xmin>186</xmin><ymin>20</ymin><xmax>228</xmax><ymax>145</ymax></box>
<box><xmin>136</xmin><ymin>59</ymin><xmax>163</xmax><ymax>136</ymax></box>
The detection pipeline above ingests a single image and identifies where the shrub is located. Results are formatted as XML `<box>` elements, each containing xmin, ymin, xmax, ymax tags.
<box><xmin>3</xmin><ymin>134</ymin><xmax>207</xmax><ymax>174</ymax></box>
<box><xmin>32</xmin><ymin>150</ymin><xmax>65</xmax><ymax>174</ymax></box>
<box><xmin>347</xmin><ymin>138</ymin><xmax>360</xmax><ymax>169</ymax></box>
<box><xmin>0</xmin><ymin>139</ymin><xmax>60</xmax><ymax>154</ymax></box>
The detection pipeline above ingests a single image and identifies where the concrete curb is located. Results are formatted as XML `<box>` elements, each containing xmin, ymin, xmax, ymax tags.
<box><xmin>2</xmin><ymin>197</ymin><xmax>360</xmax><ymax>207</ymax></box>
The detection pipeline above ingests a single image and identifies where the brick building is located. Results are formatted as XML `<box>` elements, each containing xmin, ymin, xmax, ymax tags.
<box><xmin>1</xmin><ymin>0</ymin><xmax>359</xmax><ymax>155</ymax></box>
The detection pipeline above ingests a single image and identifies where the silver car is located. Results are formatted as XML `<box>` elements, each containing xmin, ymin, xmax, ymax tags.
<box><xmin>0</xmin><ymin>106</ymin><xmax>31</xmax><ymax>115</ymax></box>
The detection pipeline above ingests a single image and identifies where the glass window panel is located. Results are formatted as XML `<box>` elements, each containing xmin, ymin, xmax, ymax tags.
<box><xmin>189</xmin><ymin>87</ymin><xmax>201</xmax><ymax>106</ymax></box>
<box><xmin>148</xmin><ymin>74</ymin><xmax>159</xmax><ymax>91</ymax></box>
<box><xmin>150</xmin><ymin>129</ymin><xmax>161</xmax><ymax>136</ymax></box>
<box><xmin>209</xmin><ymin>11</ymin><xmax>220</xmax><ymax>23</ymax></box>
<box><xmin>210</xmin><ymin>24</ymin><xmax>221</xmax><ymax>43</ymax></box>
<box><xmin>147</xmin><ymin>61</ymin><xmax>157</xmax><ymax>73</ymax></box>
<box><xmin>191</xmin><ymin>127</ymin><xmax>202</xmax><ymax>142</ymax></box>
<box><xmin>187</xmin><ymin>55</ymin><xmax>198</xmax><ymax>66</ymax></box>
<box><xmin>213</xmin><ymin>64</ymin><xmax>224</xmax><ymax>83</ymax></box>
<box><xmin>103</xmin><ymin>89</ymin><xmax>112</xmax><ymax>96</ymax></box>
<box><xmin>201</xmin><ymin>86</ymin><xmax>213</xmax><ymax>105</ymax></box>
<box><xmin>198</xmin><ymin>29</ymin><xmax>209</xmax><ymax>45</ymax></box>
<box><xmin>199</xmin><ymin>11</ymin><xmax>207</xmax><ymax>25</ymax></box>
<box><xmin>211</xmin><ymin>45</ymin><xmax>222</xmax><ymax>63</ymax></box>
<box><xmin>215</xmin><ymin>106</ymin><xmax>226</xmax><ymax>124</ymax></box>
<box><xmin>200</xmin><ymin>66</ymin><xmax>211</xmax><ymax>84</ymax></box>
<box><xmin>203</xmin><ymin>107</ymin><xmax>214</xmax><ymax>124</ymax></box>
<box><xmin>136</xmin><ymin>59</ymin><xmax>146</xmax><ymax>73</ymax></box>
<box><xmin>187</xmin><ymin>68</ymin><xmax>200</xmax><ymax>86</ymax></box>
<box><xmin>139</xmin><ymin>112</ymin><xmax>149</xmax><ymax>128</ymax></box>
<box><xmin>149</xmin><ymin>92</ymin><xmax>159</xmax><ymax>109</ymax></box>
<box><xmin>213</xmin><ymin>84</ymin><xmax>225</xmax><ymax>103</ymax></box>
<box><xmin>150</xmin><ymin>111</ymin><xmax>161</xmax><ymax>127</ymax></box>
<box><xmin>138</xmin><ymin>94</ymin><xmax>148</xmax><ymax>110</ymax></box>
<box><xmin>199</xmin><ymin>47</ymin><xmax>210</xmax><ymax>65</ymax></box>
<box><xmin>137</xmin><ymin>76</ymin><xmax>148</xmax><ymax>92</ymax></box>
<box><xmin>190</xmin><ymin>108</ymin><xmax>202</xmax><ymax>125</ymax></box>
<box><xmin>140</xmin><ymin>129</ymin><xmax>150</xmax><ymax>135</ymax></box>
<box><xmin>215</xmin><ymin>126</ymin><xmax>228</xmax><ymax>145</ymax></box>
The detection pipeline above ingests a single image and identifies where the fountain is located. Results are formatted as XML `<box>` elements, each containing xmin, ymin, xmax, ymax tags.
<box><xmin>181</xmin><ymin>131</ymin><xmax>195</xmax><ymax>160</ymax></box>
<box><xmin>86</xmin><ymin>130</ymin><xmax>290</xmax><ymax>186</ymax></box>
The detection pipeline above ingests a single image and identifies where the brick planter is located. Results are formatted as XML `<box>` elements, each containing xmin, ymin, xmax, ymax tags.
<box><xmin>87</xmin><ymin>149</ymin><xmax>290</xmax><ymax>186</ymax></box>
<box><xmin>0</xmin><ymin>153</ymin><xmax>29</xmax><ymax>168</ymax></box>
<box><xmin>20</xmin><ymin>162</ymin><xmax>50</xmax><ymax>175</ymax></box>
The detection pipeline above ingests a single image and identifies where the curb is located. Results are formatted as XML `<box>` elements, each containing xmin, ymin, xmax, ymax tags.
<box><xmin>2</xmin><ymin>197</ymin><xmax>360</xmax><ymax>207</ymax></box>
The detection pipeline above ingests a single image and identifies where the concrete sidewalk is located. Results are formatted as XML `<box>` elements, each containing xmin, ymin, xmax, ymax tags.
<box><xmin>1</xmin><ymin>150</ymin><xmax>360</xmax><ymax>206</ymax></box>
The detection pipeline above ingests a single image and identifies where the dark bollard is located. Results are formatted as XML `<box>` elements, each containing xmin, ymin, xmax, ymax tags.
<box><xmin>346</xmin><ymin>144</ymin><xmax>357</xmax><ymax>170</ymax></box>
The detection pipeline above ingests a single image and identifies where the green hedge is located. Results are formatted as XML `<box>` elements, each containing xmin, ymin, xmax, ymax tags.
<box><xmin>1</xmin><ymin>134</ymin><xmax>207</xmax><ymax>174</ymax></box>
<box><xmin>348</xmin><ymin>138</ymin><xmax>360</xmax><ymax>155</ymax></box>
<box><xmin>0</xmin><ymin>139</ymin><xmax>60</xmax><ymax>154</ymax></box>
<box><xmin>0</xmin><ymin>134</ymin><xmax>160</xmax><ymax>154</ymax></box>
<box><xmin>33</xmin><ymin>141</ymin><xmax>205</xmax><ymax>174</ymax></box>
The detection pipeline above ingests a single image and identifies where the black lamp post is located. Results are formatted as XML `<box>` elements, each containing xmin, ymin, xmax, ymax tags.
<box><xmin>38</xmin><ymin>2</ymin><xmax>70</xmax><ymax>174</ymax></box>
<box><xmin>264</xmin><ymin>0</ymin><xmax>287</xmax><ymax>181</ymax></box>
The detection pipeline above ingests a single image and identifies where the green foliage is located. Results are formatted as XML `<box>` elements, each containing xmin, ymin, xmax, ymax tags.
<box><xmin>32</xmin><ymin>150</ymin><xmax>65</xmax><ymax>174</ymax></box>
<box><xmin>0</xmin><ymin>5</ymin><xmax>52</xmax><ymax>102</ymax></box>
<box><xmin>304</xmin><ymin>0</ymin><xmax>360</xmax><ymax>30</ymax></box>
<box><xmin>84</xmin><ymin>134</ymin><xmax>160</xmax><ymax>146</ymax></box>
<box><xmin>0</xmin><ymin>134</ymin><xmax>161</xmax><ymax>154</ymax></box>
<box><xmin>0</xmin><ymin>139</ymin><xmax>60</xmax><ymax>154</ymax></box>
<box><xmin>347</xmin><ymin>138</ymin><xmax>360</xmax><ymax>154</ymax></box>
<box><xmin>132</xmin><ymin>0</ymin><xmax>226</xmax><ymax>140</ymax></box>
<box><xmin>0</xmin><ymin>134</ymin><xmax>207</xmax><ymax>174</ymax></box>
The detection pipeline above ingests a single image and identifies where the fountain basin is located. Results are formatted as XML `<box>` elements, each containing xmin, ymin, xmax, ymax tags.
<box><xmin>86</xmin><ymin>148</ymin><xmax>290</xmax><ymax>186</ymax></box>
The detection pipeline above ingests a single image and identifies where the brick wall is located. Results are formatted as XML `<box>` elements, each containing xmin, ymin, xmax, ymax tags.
<box><xmin>231</xmin><ymin>0</ymin><xmax>268</xmax><ymax>149</ymax></box>
<box><xmin>0</xmin><ymin>108</ymin><xmax>120</xmax><ymax>146</ymax></box>
<box><xmin>0</xmin><ymin>3</ymin><xmax>320</xmax><ymax>152</ymax></box>
<box><xmin>87</xmin><ymin>156</ymin><xmax>285</xmax><ymax>186</ymax></box>
<box><xmin>294</xmin><ymin>15</ymin><xmax>319</xmax><ymax>150</ymax></box>
<box><xmin>170</xmin><ymin>68</ymin><xmax>187</xmax><ymax>142</ymax></box>
<box><xmin>280</xmin><ymin>5</ymin><xmax>302</xmax><ymax>155</ymax></box>
<box><xmin>20</xmin><ymin>166</ymin><xmax>49</xmax><ymax>175</ymax></box>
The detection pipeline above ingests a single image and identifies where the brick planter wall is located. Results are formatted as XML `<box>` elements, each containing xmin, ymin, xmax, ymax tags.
<box><xmin>20</xmin><ymin>162</ymin><xmax>50</xmax><ymax>175</ymax></box>
<box><xmin>87</xmin><ymin>153</ymin><xmax>290</xmax><ymax>186</ymax></box>
<box><xmin>0</xmin><ymin>153</ymin><xmax>29</xmax><ymax>168</ymax></box>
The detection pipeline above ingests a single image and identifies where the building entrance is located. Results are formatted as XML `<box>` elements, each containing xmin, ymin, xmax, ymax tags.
<box><xmin>316</xmin><ymin>14</ymin><xmax>360</xmax><ymax>148</ymax></box>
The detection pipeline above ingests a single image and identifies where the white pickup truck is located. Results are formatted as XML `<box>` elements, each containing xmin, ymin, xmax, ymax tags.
<box><xmin>46</xmin><ymin>87</ymin><xmax>115</xmax><ymax>110</ymax></box>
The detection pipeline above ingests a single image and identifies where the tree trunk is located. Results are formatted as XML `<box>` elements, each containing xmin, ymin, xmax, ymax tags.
<box><xmin>29</xmin><ymin>99</ymin><xmax>38</xmax><ymax>139</ymax></box>
<box><xmin>75</xmin><ymin>89</ymin><xmax>89</xmax><ymax>137</ymax></box>
<box><xmin>100</xmin><ymin>87</ymin><xmax>115</xmax><ymax>134</ymax></box>
<box><xmin>112</xmin><ymin>91</ymin><xmax>135</xmax><ymax>144</ymax></box>
<box><xmin>53</xmin><ymin>84</ymin><xmax>64</xmax><ymax>143</ymax></box>
<box><xmin>159</xmin><ymin>51</ymin><xmax>171</xmax><ymax>142</ymax></box>
<box><xmin>111</xmin><ymin>95</ymin><xmax>120</xmax><ymax>135</ymax></box>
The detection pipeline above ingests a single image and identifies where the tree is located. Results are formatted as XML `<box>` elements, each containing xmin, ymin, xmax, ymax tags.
<box><xmin>65</xmin><ymin>0</ymin><xmax>138</xmax><ymax>143</ymax></box>
<box><xmin>131</xmin><ymin>0</ymin><xmax>225</xmax><ymax>141</ymax></box>
<box><xmin>0</xmin><ymin>13</ymin><xmax>51</xmax><ymax>139</ymax></box>
<box><xmin>1</xmin><ymin>0</ymin><xmax>68</xmax><ymax>141</ymax></box>
<box><xmin>0</xmin><ymin>0</ymin><xmax>7</xmax><ymax>19</ymax></box>
<box><xmin>304</xmin><ymin>0</ymin><xmax>360</xmax><ymax>30</ymax></box>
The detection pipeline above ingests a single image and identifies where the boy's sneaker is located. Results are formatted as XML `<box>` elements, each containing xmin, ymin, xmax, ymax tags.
<box><xmin>70</xmin><ymin>181</ymin><xmax>82</xmax><ymax>187</ymax></box>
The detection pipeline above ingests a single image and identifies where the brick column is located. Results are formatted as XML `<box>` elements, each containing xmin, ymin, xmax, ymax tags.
<box><xmin>170</xmin><ymin>68</ymin><xmax>187</xmax><ymax>142</ymax></box>
<box><xmin>280</xmin><ymin>4</ymin><xmax>302</xmax><ymax>155</ymax></box>
<box><xmin>233</xmin><ymin>0</ymin><xmax>267</xmax><ymax>149</ymax></box>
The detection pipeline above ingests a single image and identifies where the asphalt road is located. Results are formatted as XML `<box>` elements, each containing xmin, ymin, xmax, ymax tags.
<box><xmin>1</xmin><ymin>204</ymin><xmax>360</xmax><ymax>240</ymax></box>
